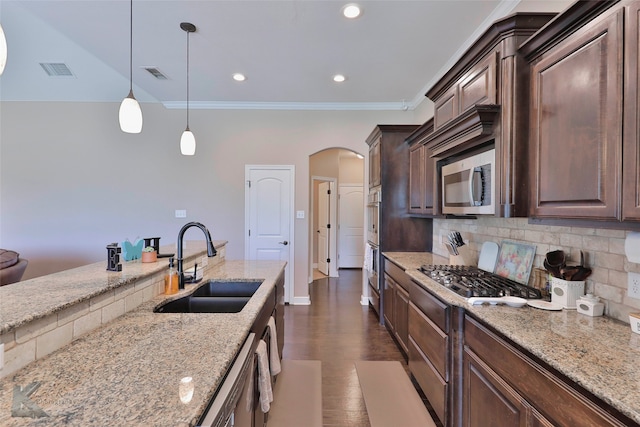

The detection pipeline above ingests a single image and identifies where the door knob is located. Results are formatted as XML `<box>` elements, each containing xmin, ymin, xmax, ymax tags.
<box><xmin>278</xmin><ymin>241</ymin><xmax>289</xmax><ymax>246</ymax></box>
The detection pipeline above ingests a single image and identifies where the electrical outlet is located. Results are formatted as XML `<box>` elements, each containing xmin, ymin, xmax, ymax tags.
<box><xmin>629</xmin><ymin>272</ymin><xmax>640</xmax><ymax>299</ymax></box>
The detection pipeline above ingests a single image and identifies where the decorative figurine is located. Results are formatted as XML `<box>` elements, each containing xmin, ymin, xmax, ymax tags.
<box><xmin>106</xmin><ymin>243</ymin><xmax>122</xmax><ymax>272</ymax></box>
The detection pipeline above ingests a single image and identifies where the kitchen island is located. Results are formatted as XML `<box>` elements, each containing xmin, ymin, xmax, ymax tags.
<box><xmin>384</xmin><ymin>251</ymin><xmax>640</xmax><ymax>426</ymax></box>
<box><xmin>0</xmin><ymin>242</ymin><xmax>286</xmax><ymax>426</ymax></box>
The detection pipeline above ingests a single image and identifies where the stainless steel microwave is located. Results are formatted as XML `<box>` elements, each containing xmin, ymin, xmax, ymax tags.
<box><xmin>441</xmin><ymin>149</ymin><xmax>495</xmax><ymax>215</ymax></box>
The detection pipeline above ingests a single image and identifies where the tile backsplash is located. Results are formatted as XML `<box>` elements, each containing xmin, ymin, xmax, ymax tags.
<box><xmin>433</xmin><ymin>217</ymin><xmax>640</xmax><ymax>323</ymax></box>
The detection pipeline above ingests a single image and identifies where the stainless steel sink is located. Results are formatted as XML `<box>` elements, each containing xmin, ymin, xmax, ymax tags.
<box><xmin>154</xmin><ymin>295</ymin><xmax>251</xmax><ymax>313</ymax></box>
<box><xmin>154</xmin><ymin>280</ymin><xmax>262</xmax><ymax>313</ymax></box>
<box><xmin>191</xmin><ymin>280</ymin><xmax>262</xmax><ymax>298</ymax></box>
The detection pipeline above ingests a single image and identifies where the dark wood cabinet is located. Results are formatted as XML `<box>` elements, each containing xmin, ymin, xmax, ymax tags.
<box><xmin>383</xmin><ymin>259</ymin><xmax>413</xmax><ymax>356</ymax></box>
<box><xmin>419</xmin><ymin>14</ymin><xmax>554</xmax><ymax>217</ymax></box>
<box><xmin>408</xmin><ymin>119</ymin><xmax>437</xmax><ymax>216</ymax></box>
<box><xmin>624</xmin><ymin>1</ymin><xmax>640</xmax><ymax>221</ymax></box>
<box><xmin>464</xmin><ymin>314</ymin><xmax>632</xmax><ymax>427</ymax></box>
<box><xmin>408</xmin><ymin>279</ymin><xmax>455</xmax><ymax>426</ymax></box>
<box><xmin>463</xmin><ymin>347</ymin><xmax>531</xmax><ymax>427</ymax></box>
<box><xmin>383</xmin><ymin>273</ymin><xmax>395</xmax><ymax>332</ymax></box>
<box><xmin>369</xmin><ymin>138</ymin><xmax>381</xmax><ymax>189</ymax></box>
<box><xmin>366</xmin><ymin>125</ymin><xmax>433</xmax><ymax>252</ymax></box>
<box><xmin>526</xmin><ymin>6</ymin><xmax>623</xmax><ymax>220</ymax></box>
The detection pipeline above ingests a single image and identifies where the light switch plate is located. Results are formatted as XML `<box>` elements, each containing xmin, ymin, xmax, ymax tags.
<box><xmin>175</xmin><ymin>209</ymin><xmax>187</xmax><ymax>218</ymax></box>
<box><xmin>296</xmin><ymin>210</ymin><xmax>305</xmax><ymax>219</ymax></box>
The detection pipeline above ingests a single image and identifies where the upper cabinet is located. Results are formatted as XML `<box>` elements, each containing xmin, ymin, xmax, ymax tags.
<box><xmin>623</xmin><ymin>1</ymin><xmax>640</xmax><ymax>221</ymax></box>
<box><xmin>407</xmin><ymin>120</ymin><xmax>437</xmax><ymax>216</ymax></box>
<box><xmin>522</xmin><ymin>2</ymin><xmax>623</xmax><ymax>220</ymax></box>
<box><xmin>369</xmin><ymin>138</ymin><xmax>381</xmax><ymax>189</ymax></box>
<box><xmin>522</xmin><ymin>0</ymin><xmax>640</xmax><ymax>223</ymax></box>
<box><xmin>412</xmin><ymin>13</ymin><xmax>555</xmax><ymax>217</ymax></box>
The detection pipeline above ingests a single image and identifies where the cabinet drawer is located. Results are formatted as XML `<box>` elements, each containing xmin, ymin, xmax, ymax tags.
<box><xmin>384</xmin><ymin>260</ymin><xmax>413</xmax><ymax>292</ymax></box>
<box><xmin>465</xmin><ymin>315</ymin><xmax>630</xmax><ymax>427</ymax></box>
<box><xmin>409</xmin><ymin>302</ymin><xmax>448</xmax><ymax>380</ymax></box>
<box><xmin>409</xmin><ymin>281</ymin><xmax>449</xmax><ymax>333</ymax></box>
<box><xmin>409</xmin><ymin>337</ymin><xmax>447</xmax><ymax>425</ymax></box>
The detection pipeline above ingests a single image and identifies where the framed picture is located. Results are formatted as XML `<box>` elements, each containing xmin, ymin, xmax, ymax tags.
<box><xmin>494</xmin><ymin>241</ymin><xmax>536</xmax><ymax>285</ymax></box>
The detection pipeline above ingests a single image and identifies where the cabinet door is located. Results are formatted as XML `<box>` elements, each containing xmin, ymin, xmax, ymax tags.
<box><xmin>383</xmin><ymin>273</ymin><xmax>395</xmax><ymax>331</ymax></box>
<box><xmin>434</xmin><ymin>86</ymin><xmax>458</xmax><ymax>130</ymax></box>
<box><xmin>369</xmin><ymin>139</ymin><xmax>381</xmax><ymax>188</ymax></box>
<box><xmin>529</xmin><ymin>9</ymin><xmax>623</xmax><ymax>220</ymax></box>
<box><xmin>463</xmin><ymin>348</ymin><xmax>528</xmax><ymax>427</ymax></box>
<box><xmin>624</xmin><ymin>1</ymin><xmax>640</xmax><ymax>221</ymax></box>
<box><xmin>409</xmin><ymin>144</ymin><xmax>425</xmax><ymax>214</ymax></box>
<box><xmin>409</xmin><ymin>144</ymin><xmax>437</xmax><ymax>216</ymax></box>
<box><xmin>459</xmin><ymin>53</ymin><xmax>497</xmax><ymax>112</ymax></box>
<box><xmin>394</xmin><ymin>283</ymin><xmax>409</xmax><ymax>354</ymax></box>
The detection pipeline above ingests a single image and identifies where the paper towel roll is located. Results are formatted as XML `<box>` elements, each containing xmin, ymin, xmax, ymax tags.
<box><xmin>625</xmin><ymin>232</ymin><xmax>640</xmax><ymax>263</ymax></box>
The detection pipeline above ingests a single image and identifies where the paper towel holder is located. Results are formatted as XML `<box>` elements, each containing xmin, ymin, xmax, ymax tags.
<box><xmin>625</xmin><ymin>232</ymin><xmax>640</xmax><ymax>264</ymax></box>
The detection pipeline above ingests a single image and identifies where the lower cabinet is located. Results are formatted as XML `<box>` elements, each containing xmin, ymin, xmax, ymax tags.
<box><xmin>464</xmin><ymin>315</ymin><xmax>633</xmax><ymax>427</ymax></box>
<box><xmin>408</xmin><ymin>281</ymin><xmax>453</xmax><ymax>426</ymax></box>
<box><xmin>384</xmin><ymin>260</ymin><xmax>413</xmax><ymax>355</ymax></box>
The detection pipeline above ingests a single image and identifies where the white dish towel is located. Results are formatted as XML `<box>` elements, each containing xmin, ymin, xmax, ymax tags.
<box><xmin>256</xmin><ymin>339</ymin><xmax>273</xmax><ymax>413</ymax></box>
<box><xmin>364</xmin><ymin>242</ymin><xmax>373</xmax><ymax>271</ymax></box>
<box><xmin>268</xmin><ymin>316</ymin><xmax>282</xmax><ymax>376</ymax></box>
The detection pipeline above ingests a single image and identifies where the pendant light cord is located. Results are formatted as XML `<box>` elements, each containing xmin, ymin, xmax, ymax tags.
<box><xmin>128</xmin><ymin>0</ymin><xmax>133</xmax><ymax>92</ymax></box>
<box><xmin>186</xmin><ymin>29</ymin><xmax>190</xmax><ymax>129</ymax></box>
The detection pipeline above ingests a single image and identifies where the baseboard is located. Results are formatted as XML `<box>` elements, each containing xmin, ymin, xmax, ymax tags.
<box><xmin>291</xmin><ymin>296</ymin><xmax>311</xmax><ymax>305</ymax></box>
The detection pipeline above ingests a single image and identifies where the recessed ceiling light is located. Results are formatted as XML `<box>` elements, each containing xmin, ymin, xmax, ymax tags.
<box><xmin>333</xmin><ymin>74</ymin><xmax>346</xmax><ymax>83</ymax></box>
<box><xmin>342</xmin><ymin>4</ymin><xmax>362</xmax><ymax>19</ymax></box>
<box><xmin>232</xmin><ymin>73</ymin><xmax>246</xmax><ymax>82</ymax></box>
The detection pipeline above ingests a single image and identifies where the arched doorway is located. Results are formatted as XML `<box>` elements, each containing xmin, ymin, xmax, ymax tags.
<box><xmin>308</xmin><ymin>148</ymin><xmax>365</xmax><ymax>283</ymax></box>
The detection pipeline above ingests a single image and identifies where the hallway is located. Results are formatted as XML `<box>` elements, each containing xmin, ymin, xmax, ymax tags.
<box><xmin>282</xmin><ymin>269</ymin><xmax>439</xmax><ymax>426</ymax></box>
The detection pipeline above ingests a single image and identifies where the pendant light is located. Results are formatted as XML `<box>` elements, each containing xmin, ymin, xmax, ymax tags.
<box><xmin>118</xmin><ymin>0</ymin><xmax>143</xmax><ymax>133</ymax></box>
<box><xmin>0</xmin><ymin>23</ymin><xmax>7</xmax><ymax>76</ymax></box>
<box><xmin>180</xmin><ymin>22</ymin><xmax>196</xmax><ymax>156</ymax></box>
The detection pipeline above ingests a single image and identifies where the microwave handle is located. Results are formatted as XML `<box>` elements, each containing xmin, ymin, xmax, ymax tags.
<box><xmin>469</xmin><ymin>167</ymin><xmax>483</xmax><ymax>206</ymax></box>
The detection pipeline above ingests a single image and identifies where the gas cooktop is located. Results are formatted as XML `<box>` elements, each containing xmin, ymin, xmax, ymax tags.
<box><xmin>419</xmin><ymin>264</ymin><xmax>542</xmax><ymax>299</ymax></box>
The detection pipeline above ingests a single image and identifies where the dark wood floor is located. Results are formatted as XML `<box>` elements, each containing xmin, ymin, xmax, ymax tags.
<box><xmin>282</xmin><ymin>269</ymin><xmax>440</xmax><ymax>427</ymax></box>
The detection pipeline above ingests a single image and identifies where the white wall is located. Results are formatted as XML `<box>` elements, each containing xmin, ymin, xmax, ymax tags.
<box><xmin>0</xmin><ymin>100</ymin><xmax>422</xmax><ymax>300</ymax></box>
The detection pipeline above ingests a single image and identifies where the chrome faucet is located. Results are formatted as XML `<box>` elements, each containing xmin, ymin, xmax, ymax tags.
<box><xmin>177</xmin><ymin>221</ymin><xmax>217</xmax><ymax>289</ymax></box>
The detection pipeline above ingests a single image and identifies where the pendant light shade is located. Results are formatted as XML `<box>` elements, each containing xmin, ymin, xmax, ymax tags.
<box><xmin>180</xmin><ymin>22</ymin><xmax>196</xmax><ymax>156</ymax></box>
<box><xmin>119</xmin><ymin>90</ymin><xmax>143</xmax><ymax>133</ymax></box>
<box><xmin>180</xmin><ymin>128</ymin><xmax>196</xmax><ymax>156</ymax></box>
<box><xmin>0</xmin><ymin>23</ymin><xmax>7</xmax><ymax>76</ymax></box>
<box><xmin>119</xmin><ymin>0</ymin><xmax>142</xmax><ymax>133</ymax></box>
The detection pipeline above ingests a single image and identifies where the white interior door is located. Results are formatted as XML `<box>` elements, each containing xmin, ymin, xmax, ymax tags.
<box><xmin>338</xmin><ymin>184</ymin><xmax>364</xmax><ymax>268</ymax></box>
<box><xmin>245</xmin><ymin>166</ymin><xmax>294</xmax><ymax>303</ymax></box>
<box><xmin>317</xmin><ymin>182</ymin><xmax>330</xmax><ymax>276</ymax></box>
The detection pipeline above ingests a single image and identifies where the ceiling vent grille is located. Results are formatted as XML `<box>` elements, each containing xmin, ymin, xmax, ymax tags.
<box><xmin>39</xmin><ymin>62</ymin><xmax>75</xmax><ymax>77</ymax></box>
<box><xmin>142</xmin><ymin>66</ymin><xmax>168</xmax><ymax>80</ymax></box>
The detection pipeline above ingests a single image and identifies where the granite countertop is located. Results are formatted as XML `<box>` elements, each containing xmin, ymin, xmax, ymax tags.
<box><xmin>0</xmin><ymin>255</ymin><xmax>286</xmax><ymax>426</ymax></box>
<box><xmin>383</xmin><ymin>251</ymin><xmax>640</xmax><ymax>425</ymax></box>
<box><xmin>0</xmin><ymin>241</ymin><xmax>226</xmax><ymax>335</ymax></box>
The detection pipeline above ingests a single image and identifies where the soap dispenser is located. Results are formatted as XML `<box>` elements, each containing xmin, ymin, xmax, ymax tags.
<box><xmin>164</xmin><ymin>257</ymin><xmax>179</xmax><ymax>295</ymax></box>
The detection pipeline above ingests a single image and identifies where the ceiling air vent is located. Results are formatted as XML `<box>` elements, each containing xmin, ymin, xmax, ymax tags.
<box><xmin>142</xmin><ymin>66</ymin><xmax>168</xmax><ymax>80</ymax></box>
<box><xmin>39</xmin><ymin>62</ymin><xmax>75</xmax><ymax>77</ymax></box>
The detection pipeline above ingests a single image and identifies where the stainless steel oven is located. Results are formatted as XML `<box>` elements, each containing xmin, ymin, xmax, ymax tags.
<box><xmin>366</xmin><ymin>187</ymin><xmax>381</xmax><ymax>316</ymax></box>
<box><xmin>367</xmin><ymin>188</ymin><xmax>380</xmax><ymax>246</ymax></box>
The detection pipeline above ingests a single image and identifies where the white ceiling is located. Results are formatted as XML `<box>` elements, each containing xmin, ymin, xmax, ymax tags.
<box><xmin>0</xmin><ymin>0</ymin><xmax>571</xmax><ymax>111</ymax></box>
